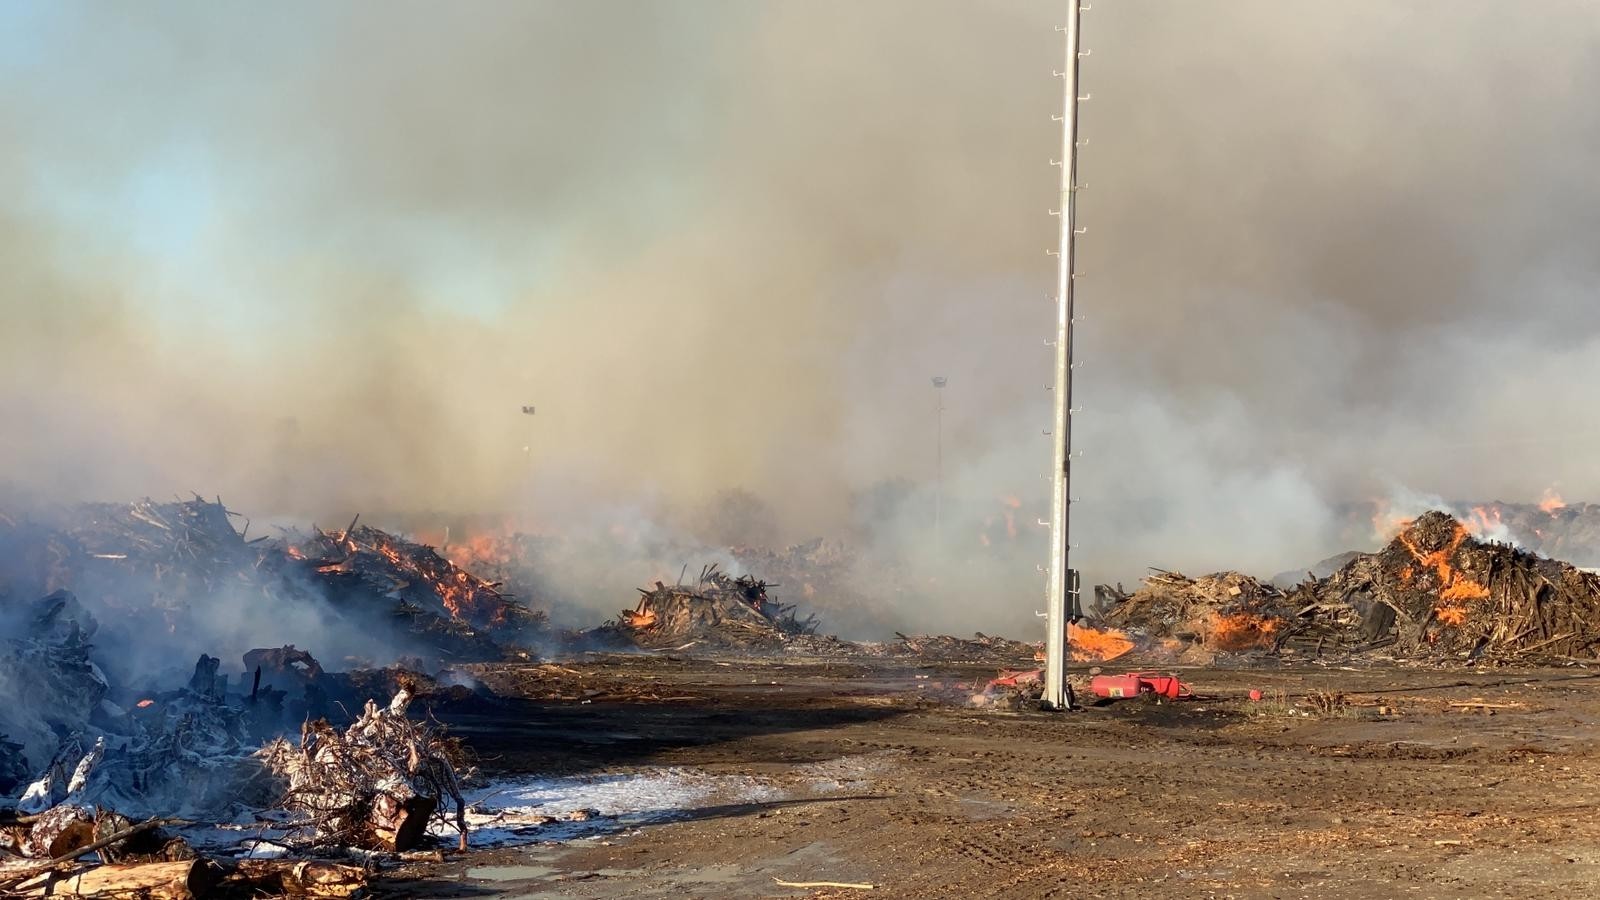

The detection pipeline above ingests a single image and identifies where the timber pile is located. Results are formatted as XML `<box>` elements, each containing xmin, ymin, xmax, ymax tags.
<box><xmin>287</xmin><ymin>520</ymin><xmax>536</xmax><ymax>634</ymax></box>
<box><xmin>0</xmin><ymin>806</ymin><xmax>369</xmax><ymax>898</ymax></box>
<box><xmin>260</xmin><ymin>685</ymin><xmax>470</xmax><ymax>853</ymax></box>
<box><xmin>595</xmin><ymin>565</ymin><xmax>818</xmax><ymax>651</ymax></box>
<box><xmin>1097</xmin><ymin>570</ymin><xmax>1296</xmax><ymax>655</ymax></box>
<box><xmin>732</xmin><ymin>540</ymin><xmax>903</xmax><ymax>639</ymax></box>
<box><xmin>886</xmin><ymin>632</ymin><xmax>1041</xmax><ymax>663</ymax></box>
<box><xmin>0</xmin><ymin>591</ymin><xmax>109</xmax><ymax>792</ymax></box>
<box><xmin>1316</xmin><ymin>511</ymin><xmax>1600</xmax><ymax>662</ymax></box>
<box><xmin>23</xmin><ymin>496</ymin><xmax>544</xmax><ymax>659</ymax></box>
<box><xmin>434</xmin><ymin>531</ymin><xmax>564</xmax><ymax>615</ymax></box>
<box><xmin>1</xmin><ymin>497</ymin><xmax>539</xmax><ymax>666</ymax></box>
<box><xmin>1093</xmin><ymin>512</ymin><xmax>1600</xmax><ymax>664</ymax></box>
<box><xmin>0</xmin><ymin>673</ymin><xmax>473</xmax><ymax>896</ymax></box>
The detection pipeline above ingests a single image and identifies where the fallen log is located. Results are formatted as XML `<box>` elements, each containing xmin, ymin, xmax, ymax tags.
<box><xmin>21</xmin><ymin>806</ymin><xmax>94</xmax><ymax>859</ymax></box>
<box><xmin>15</xmin><ymin>859</ymin><xmax>220</xmax><ymax>898</ymax></box>
<box><xmin>228</xmin><ymin>859</ymin><xmax>368</xmax><ymax>897</ymax></box>
<box><xmin>0</xmin><ymin>816</ymin><xmax>178</xmax><ymax>887</ymax></box>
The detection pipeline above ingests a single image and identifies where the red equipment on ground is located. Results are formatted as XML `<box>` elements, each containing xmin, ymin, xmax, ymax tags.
<box><xmin>986</xmin><ymin>668</ymin><xmax>1042</xmax><ymax>689</ymax></box>
<box><xmin>1089</xmin><ymin>672</ymin><xmax>1190</xmax><ymax>700</ymax></box>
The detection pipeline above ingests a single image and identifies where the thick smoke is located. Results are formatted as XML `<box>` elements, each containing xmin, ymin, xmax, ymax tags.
<box><xmin>5</xmin><ymin>2</ymin><xmax>1600</xmax><ymax>638</ymax></box>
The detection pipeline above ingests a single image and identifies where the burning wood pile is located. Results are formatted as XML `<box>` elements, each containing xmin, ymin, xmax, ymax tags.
<box><xmin>1317</xmin><ymin>510</ymin><xmax>1600</xmax><ymax>661</ymax></box>
<box><xmin>0</xmin><ymin>497</ymin><xmax>541</xmax><ymax>668</ymax></box>
<box><xmin>596</xmin><ymin>565</ymin><xmax>818</xmax><ymax>651</ymax></box>
<box><xmin>432</xmin><ymin>530</ymin><xmax>562</xmax><ymax>612</ymax></box>
<box><xmin>1096</xmin><ymin>570</ymin><xmax>1296</xmax><ymax>659</ymax></box>
<box><xmin>1092</xmin><ymin>511</ymin><xmax>1600</xmax><ymax>664</ymax></box>
<box><xmin>284</xmin><ymin>517</ymin><xmax>542</xmax><ymax>657</ymax></box>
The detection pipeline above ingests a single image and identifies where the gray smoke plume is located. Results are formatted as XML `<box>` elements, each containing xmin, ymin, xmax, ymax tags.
<box><xmin>5</xmin><ymin>1</ymin><xmax>1600</xmax><ymax>638</ymax></box>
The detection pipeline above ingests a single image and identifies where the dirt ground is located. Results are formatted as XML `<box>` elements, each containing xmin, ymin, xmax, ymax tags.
<box><xmin>380</xmin><ymin>654</ymin><xmax>1600</xmax><ymax>898</ymax></box>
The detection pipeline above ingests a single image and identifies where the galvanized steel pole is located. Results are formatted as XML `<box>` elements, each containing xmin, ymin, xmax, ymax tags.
<box><xmin>1043</xmin><ymin>0</ymin><xmax>1084</xmax><ymax>710</ymax></box>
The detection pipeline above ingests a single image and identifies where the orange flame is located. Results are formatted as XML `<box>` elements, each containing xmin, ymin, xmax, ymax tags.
<box><xmin>1540</xmin><ymin>487</ymin><xmax>1566</xmax><ymax>515</ymax></box>
<box><xmin>622</xmin><ymin>607</ymin><xmax>658</xmax><ymax>629</ymax></box>
<box><xmin>1068</xmin><ymin>623</ymin><xmax>1134</xmax><ymax>662</ymax></box>
<box><xmin>1397</xmin><ymin>522</ymin><xmax>1489</xmax><ymax>627</ymax></box>
<box><xmin>1206</xmin><ymin>612</ymin><xmax>1278</xmax><ymax>652</ymax></box>
<box><xmin>136</xmin><ymin>699</ymin><xmax>155</xmax><ymax>709</ymax></box>
<box><xmin>1439</xmin><ymin>580</ymin><xmax>1490</xmax><ymax>601</ymax></box>
<box><xmin>441</xmin><ymin>532</ymin><xmax>518</xmax><ymax>572</ymax></box>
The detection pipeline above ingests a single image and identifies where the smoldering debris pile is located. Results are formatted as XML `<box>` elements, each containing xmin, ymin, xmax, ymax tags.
<box><xmin>0</xmin><ymin>498</ymin><xmax>498</xmax><ymax>896</ymax></box>
<box><xmin>0</xmin><ymin>810</ymin><xmax>374</xmax><ymax>900</ymax></box>
<box><xmin>285</xmin><ymin>518</ymin><xmax>542</xmax><ymax>658</ymax></box>
<box><xmin>1319</xmin><ymin>511</ymin><xmax>1600</xmax><ymax>661</ymax></box>
<box><xmin>435</xmin><ymin>529</ymin><xmax>903</xmax><ymax>637</ymax></box>
<box><xmin>592</xmin><ymin>565</ymin><xmax>818</xmax><ymax>651</ymax></box>
<box><xmin>0</xmin><ymin>498</ymin><xmax>539</xmax><ymax>669</ymax></box>
<box><xmin>0</xmin><ymin>682</ymin><xmax>472</xmax><ymax>898</ymax></box>
<box><xmin>1090</xmin><ymin>511</ymin><xmax>1600</xmax><ymax>664</ymax></box>
<box><xmin>1096</xmin><ymin>571</ymin><xmax>1299</xmax><ymax>660</ymax></box>
<box><xmin>886</xmin><ymin>632</ymin><xmax>1041</xmax><ymax>663</ymax></box>
<box><xmin>731</xmin><ymin>540</ymin><xmax>898</xmax><ymax>636</ymax></box>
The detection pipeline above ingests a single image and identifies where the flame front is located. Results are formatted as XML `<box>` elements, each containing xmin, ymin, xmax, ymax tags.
<box><xmin>1205</xmin><ymin>611</ymin><xmax>1278</xmax><ymax>652</ymax></box>
<box><xmin>1068</xmin><ymin>623</ymin><xmax>1134</xmax><ymax>662</ymax></box>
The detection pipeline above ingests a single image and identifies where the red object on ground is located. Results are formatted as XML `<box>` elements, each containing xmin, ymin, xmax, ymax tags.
<box><xmin>988</xmin><ymin>668</ymin><xmax>1043</xmax><ymax>688</ymax></box>
<box><xmin>1090</xmin><ymin>672</ymin><xmax>1191</xmax><ymax>700</ymax></box>
<box><xmin>1249</xmin><ymin>689</ymin><xmax>1263</xmax><ymax>702</ymax></box>
<box><xmin>1090</xmin><ymin>674</ymin><xmax>1144</xmax><ymax>699</ymax></box>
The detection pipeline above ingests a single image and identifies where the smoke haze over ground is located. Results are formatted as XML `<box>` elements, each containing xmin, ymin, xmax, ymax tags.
<box><xmin>5</xmin><ymin>2</ymin><xmax>1600</xmax><ymax>636</ymax></box>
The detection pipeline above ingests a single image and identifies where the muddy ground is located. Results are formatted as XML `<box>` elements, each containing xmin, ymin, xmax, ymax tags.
<box><xmin>381</xmin><ymin>654</ymin><xmax>1600</xmax><ymax>898</ymax></box>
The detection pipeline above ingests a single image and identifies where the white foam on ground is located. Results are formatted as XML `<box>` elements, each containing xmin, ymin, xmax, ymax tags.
<box><xmin>441</xmin><ymin>768</ymin><xmax>786</xmax><ymax>847</ymax></box>
<box><xmin>169</xmin><ymin>767</ymin><xmax>805</xmax><ymax>855</ymax></box>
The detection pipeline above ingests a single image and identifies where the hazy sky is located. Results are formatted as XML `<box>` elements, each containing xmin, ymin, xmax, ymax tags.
<box><xmin>5</xmin><ymin>1</ymin><xmax>1600</xmax><ymax>601</ymax></box>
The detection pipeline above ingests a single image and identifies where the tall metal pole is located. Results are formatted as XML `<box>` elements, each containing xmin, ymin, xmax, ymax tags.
<box><xmin>1043</xmin><ymin>0</ymin><xmax>1084</xmax><ymax>710</ymax></box>
<box><xmin>932</xmin><ymin>376</ymin><xmax>947</xmax><ymax>550</ymax></box>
